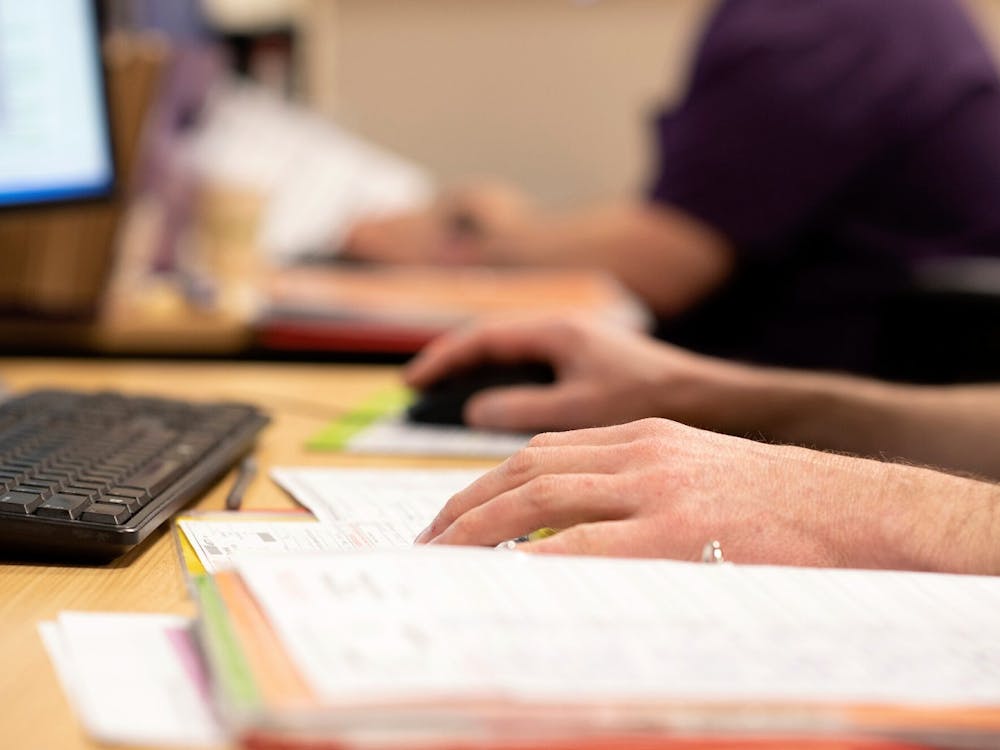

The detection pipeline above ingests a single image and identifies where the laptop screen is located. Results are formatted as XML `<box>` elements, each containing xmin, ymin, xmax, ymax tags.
<box><xmin>0</xmin><ymin>0</ymin><xmax>114</xmax><ymax>207</ymax></box>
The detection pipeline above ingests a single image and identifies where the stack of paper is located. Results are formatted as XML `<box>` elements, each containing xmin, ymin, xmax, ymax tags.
<box><xmin>42</xmin><ymin>466</ymin><xmax>1000</xmax><ymax>749</ymax></box>
<box><xmin>39</xmin><ymin>613</ymin><xmax>225</xmax><ymax>747</ymax></box>
<box><xmin>190</xmin><ymin>548</ymin><xmax>1000</xmax><ymax>749</ymax></box>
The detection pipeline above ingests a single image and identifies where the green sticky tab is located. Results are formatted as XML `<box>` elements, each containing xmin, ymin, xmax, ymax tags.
<box><xmin>193</xmin><ymin>576</ymin><xmax>261</xmax><ymax>714</ymax></box>
<box><xmin>307</xmin><ymin>386</ymin><xmax>413</xmax><ymax>451</ymax></box>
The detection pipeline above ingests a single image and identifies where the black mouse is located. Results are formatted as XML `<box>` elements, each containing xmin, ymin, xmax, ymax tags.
<box><xmin>407</xmin><ymin>362</ymin><xmax>556</xmax><ymax>426</ymax></box>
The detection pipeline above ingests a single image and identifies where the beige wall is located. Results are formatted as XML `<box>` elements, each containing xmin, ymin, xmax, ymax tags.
<box><xmin>303</xmin><ymin>0</ymin><xmax>1000</xmax><ymax>207</ymax></box>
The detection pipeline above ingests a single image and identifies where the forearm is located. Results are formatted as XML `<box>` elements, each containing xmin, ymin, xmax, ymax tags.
<box><xmin>503</xmin><ymin>201</ymin><xmax>733</xmax><ymax>317</ymax></box>
<box><xmin>843</xmin><ymin>455</ymin><xmax>1000</xmax><ymax>575</ymax></box>
<box><xmin>682</xmin><ymin>361</ymin><xmax>1000</xmax><ymax>480</ymax></box>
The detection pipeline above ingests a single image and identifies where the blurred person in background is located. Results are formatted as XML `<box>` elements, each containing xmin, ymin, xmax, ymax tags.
<box><xmin>345</xmin><ymin>0</ymin><xmax>1000</xmax><ymax>378</ymax></box>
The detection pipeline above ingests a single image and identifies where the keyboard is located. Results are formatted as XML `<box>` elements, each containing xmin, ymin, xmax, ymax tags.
<box><xmin>0</xmin><ymin>389</ymin><xmax>268</xmax><ymax>562</ymax></box>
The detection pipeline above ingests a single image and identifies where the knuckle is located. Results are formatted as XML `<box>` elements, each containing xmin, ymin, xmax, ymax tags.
<box><xmin>504</xmin><ymin>448</ymin><xmax>538</xmax><ymax>477</ymax></box>
<box><xmin>632</xmin><ymin>417</ymin><xmax>663</xmax><ymax>434</ymax></box>
<box><xmin>634</xmin><ymin>417</ymin><xmax>680</xmax><ymax>440</ymax></box>
<box><xmin>562</xmin><ymin>524</ymin><xmax>599</xmax><ymax>553</ymax></box>
<box><xmin>446</xmin><ymin>512</ymin><xmax>477</xmax><ymax>541</ymax></box>
<box><xmin>630</xmin><ymin>436</ymin><xmax>665</xmax><ymax>462</ymax></box>
<box><xmin>528</xmin><ymin>431</ymin><xmax>560</xmax><ymax>448</ymax></box>
<box><xmin>522</xmin><ymin>474</ymin><xmax>561</xmax><ymax>508</ymax></box>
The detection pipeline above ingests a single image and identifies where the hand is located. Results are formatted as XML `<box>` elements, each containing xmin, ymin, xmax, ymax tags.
<box><xmin>414</xmin><ymin>418</ymin><xmax>1000</xmax><ymax>574</ymax></box>
<box><xmin>404</xmin><ymin>317</ymin><xmax>739</xmax><ymax>433</ymax></box>
<box><xmin>343</xmin><ymin>182</ymin><xmax>534</xmax><ymax>265</ymax></box>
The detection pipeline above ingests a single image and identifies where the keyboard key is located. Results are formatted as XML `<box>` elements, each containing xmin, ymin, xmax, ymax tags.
<box><xmin>63</xmin><ymin>487</ymin><xmax>101</xmax><ymax>501</ymax></box>
<box><xmin>35</xmin><ymin>494</ymin><xmax>90</xmax><ymax>520</ymax></box>
<box><xmin>69</xmin><ymin>479</ymin><xmax>111</xmax><ymax>494</ymax></box>
<box><xmin>119</xmin><ymin>458</ymin><xmax>186</xmax><ymax>497</ymax></box>
<box><xmin>101</xmin><ymin>495</ymin><xmax>141</xmax><ymax>513</ymax></box>
<box><xmin>77</xmin><ymin>470</ymin><xmax>120</xmax><ymax>482</ymax></box>
<box><xmin>32</xmin><ymin>471</ymin><xmax>73</xmax><ymax>484</ymax></box>
<box><xmin>106</xmin><ymin>486</ymin><xmax>150</xmax><ymax>504</ymax></box>
<box><xmin>0</xmin><ymin>491</ymin><xmax>44</xmax><ymax>515</ymax></box>
<box><xmin>16</xmin><ymin>483</ymin><xmax>54</xmax><ymax>500</ymax></box>
<box><xmin>81</xmin><ymin>503</ymin><xmax>133</xmax><ymax>525</ymax></box>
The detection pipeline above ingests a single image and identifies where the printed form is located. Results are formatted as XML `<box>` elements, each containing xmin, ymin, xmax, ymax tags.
<box><xmin>179</xmin><ymin>469</ymin><xmax>487</xmax><ymax>572</ymax></box>
<box><xmin>234</xmin><ymin>548</ymin><xmax>1000</xmax><ymax>710</ymax></box>
<box><xmin>270</xmin><ymin>466</ymin><xmax>484</xmax><ymax>528</ymax></box>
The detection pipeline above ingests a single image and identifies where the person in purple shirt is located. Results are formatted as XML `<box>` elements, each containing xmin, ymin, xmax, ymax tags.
<box><xmin>344</xmin><ymin>0</ymin><xmax>1000</xmax><ymax>377</ymax></box>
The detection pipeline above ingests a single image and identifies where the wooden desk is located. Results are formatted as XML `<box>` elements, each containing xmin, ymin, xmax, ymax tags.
<box><xmin>0</xmin><ymin>358</ymin><xmax>495</xmax><ymax>750</ymax></box>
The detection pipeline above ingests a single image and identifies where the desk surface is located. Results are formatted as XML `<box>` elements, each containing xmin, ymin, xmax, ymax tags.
<box><xmin>0</xmin><ymin>358</ymin><xmax>494</xmax><ymax>750</ymax></box>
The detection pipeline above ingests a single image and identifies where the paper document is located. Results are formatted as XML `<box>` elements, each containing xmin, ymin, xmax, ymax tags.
<box><xmin>188</xmin><ymin>84</ymin><xmax>432</xmax><ymax>262</ymax></box>
<box><xmin>180</xmin><ymin>514</ymin><xmax>431</xmax><ymax>573</ymax></box>
<box><xmin>306</xmin><ymin>388</ymin><xmax>534</xmax><ymax>458</ymax></box>
<box><xmin>181</xmin><ymin>517</ymin><xmax>359</xmax><ymax>573</ymax></box>
<box><xmin>234</xmin><ymin>548</ymin><xmax>1000</xmax><ymax>711</ymax></box>
<box><xmin>271</xmin><ymin>467</ymin><xmax>484</xmax><ymax>532</ymax></box>
<box><xmin>39</xmin><ymin>612</ymin><xmax>225</xmax><ymax>747</ymax></box>
<box><xmin>344</xmin><ymin>415</ymin><xmax>532</xmax><ymax>458</ymax></box>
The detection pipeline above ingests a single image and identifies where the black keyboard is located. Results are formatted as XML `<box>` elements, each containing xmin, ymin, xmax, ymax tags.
<box><xmin>0</xmin><ymin>389</ymin><xmax>268</xmax><ymax>562</ymax></box>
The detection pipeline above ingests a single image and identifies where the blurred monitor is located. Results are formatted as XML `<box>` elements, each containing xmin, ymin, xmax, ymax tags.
<box><xmin>0</xmin><ymin>0</ymin><xmax>114</xmax><ymax>207</ymax></box>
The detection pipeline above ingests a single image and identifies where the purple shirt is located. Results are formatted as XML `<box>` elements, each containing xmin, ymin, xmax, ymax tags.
<box><xmin>650</xmin><ymin>0</ymin><xmax>1000</xmax><ymax>376</ymax></box>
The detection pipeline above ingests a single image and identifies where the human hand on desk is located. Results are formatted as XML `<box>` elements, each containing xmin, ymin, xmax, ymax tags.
<box><xmin>404</xmin><ymin>317</ymin><xmax>738</xmax><ymax>432</ymax></box>
<box><xmin>415</xmin><ymin>418</ymin><xmax>1000</xmax><ymax>575</ymax></box>
<box><xmin>343</xmin><ymin>182</ymin><xmax>534</xmax><ymax>265</ymax></box>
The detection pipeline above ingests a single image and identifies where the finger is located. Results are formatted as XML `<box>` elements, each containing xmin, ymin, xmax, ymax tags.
<box><xmin>464</xmin><ymin>383</ymin><xmax>594</xmax><ymax>432</ymax></box>
<box><xmin>429</xmin><ymin>473</ymin><xmax>634</xmax><ymax>547</ymax></box>
<box><xmin>415</xmin><ymin>444</ymin><xmax>633</xmax><ymax>543</ymax></box>
<box><xmin>404</xmin><ymin>319</ymin><xmax>566</xmax><ymax>389</ymax></box>
<box><xmin>519</xmin><ymin>518</ymin><xmax>698</xmax><ymax>559</ymax></box>
<box><xmin>526</xmin><ymin>418</ymin><xmax>670</xmax><ymax>448</ymax></box>
<box><xmin>517</xmin><ymin>520</ymin><xmax>642</xmax><ymax>557</ymax></box>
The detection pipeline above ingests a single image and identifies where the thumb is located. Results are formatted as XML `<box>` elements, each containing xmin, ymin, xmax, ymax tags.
<box><xmin>464</xmin><ymin>384</ymin><xmax>585</xmax><ymax>433</ymax></box>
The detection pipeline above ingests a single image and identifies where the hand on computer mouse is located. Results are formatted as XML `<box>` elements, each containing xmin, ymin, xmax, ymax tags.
<box><xmin>404</xmin><ymin>317</ymin><xmax>739</xmax><ymax>433</ymax></box>
<box><xmin>406</xmin><ymin>362</ymin><xmax>556</xmax><ymax>427</ymax></box>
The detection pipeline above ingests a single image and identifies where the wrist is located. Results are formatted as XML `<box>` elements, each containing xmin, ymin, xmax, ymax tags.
<box><xmin>645</xmin><ymin>349</ymin><xmax>763</xmax><ymax>432</ymax></box>
<box><xmin>766</xmin><ymin>447</ymin><xmax>1000</xmax><ymax>575</ymax></box>
<box><xmin>696</xmin><ymin>364</ymin><xmax>913</xmax><ymax>449</ymax></box>
<box><xmin>869</xmin><ymin>462</ymin><xmax>1000</xmax><ymax>575</ymax></box>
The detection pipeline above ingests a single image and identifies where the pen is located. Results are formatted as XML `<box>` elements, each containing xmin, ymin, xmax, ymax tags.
<box><xmin>225</xmin><ymin>456</ymin><xmax>257</xmax><ymax>511</ymax></box>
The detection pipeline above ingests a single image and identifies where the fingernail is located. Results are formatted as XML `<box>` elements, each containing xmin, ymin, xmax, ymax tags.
<box><xmin>414</xmin><ymin>524</ymin><xmax>434</xmax><ymax>544</ymax></box>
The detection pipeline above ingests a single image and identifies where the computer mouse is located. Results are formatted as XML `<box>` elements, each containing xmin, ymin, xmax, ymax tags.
<box><xmin>407</xmin><ymin>362</ymin><xmax>556</xmax><ymax>426</ymax></box>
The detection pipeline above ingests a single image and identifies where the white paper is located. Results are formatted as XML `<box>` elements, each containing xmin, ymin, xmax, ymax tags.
<box><xmin>39</xmin><ymin>612</ymin><xmax>225</xmax><ymax>746</ymax></box>
<box><xmin>235</xmin><ymin>548</ymin><xmax>1000</xmax><ymax>710</ymax></box>
<box><xmin>179</xmin><ymin>517</ymin><xmax>421</xmax><ymax>573</ymax></box>
<box><xmin>187</xmin><ymin>83</ymin><xmax>432</xmax><ymax>262</ymax></box>
<box><xmin>270</xmin><ymin>467</ymin><xmax>485</xmax><ymax>531</ymax></box>
<box><xmin>344</xmin><ymin>415</ymin><xmax>531</xmax><ymax>458</ymax></box>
